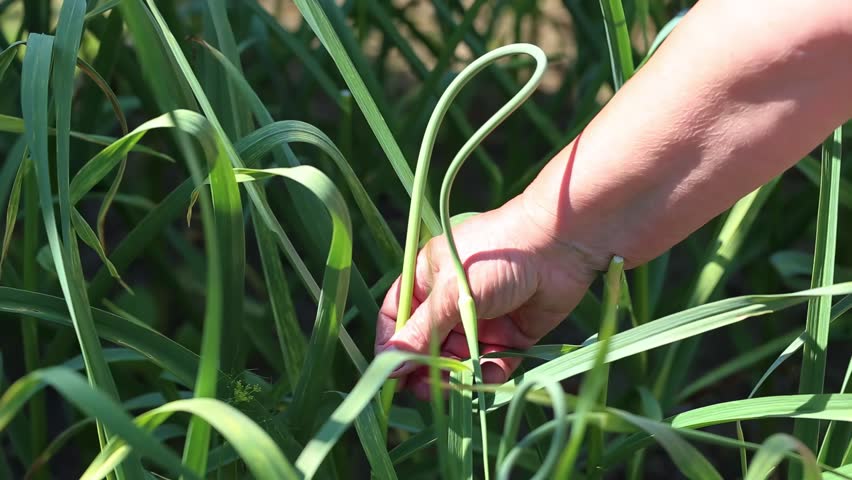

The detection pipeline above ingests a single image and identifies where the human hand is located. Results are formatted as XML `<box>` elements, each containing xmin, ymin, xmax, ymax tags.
<box><xmin>374</xmin><ymin>194</ymin><xmax>597</xmax><ymax>400</ymax></box>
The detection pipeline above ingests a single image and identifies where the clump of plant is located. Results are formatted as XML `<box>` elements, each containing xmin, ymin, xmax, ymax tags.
<box><xmin>231</xmin><ymin>379</ymin><xmax>262</xmax><ymax>404</ymax></box>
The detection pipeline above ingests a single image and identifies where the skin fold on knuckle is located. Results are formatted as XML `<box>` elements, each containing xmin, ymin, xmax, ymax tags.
<box><xmin>466</xmin><ymin>253</ymin><xmax>527</xmax><ymax>320</ymax></box>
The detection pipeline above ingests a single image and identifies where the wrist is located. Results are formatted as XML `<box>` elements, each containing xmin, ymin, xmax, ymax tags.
<box><xmin>514</xmin><ymin>133</ymin><xmax>658</xmax><ymax>272</ymax></box>
<box><xmin>512</xmin><ymin>186</ymin><xmax>612</xmax><ymax>276</ymax></box>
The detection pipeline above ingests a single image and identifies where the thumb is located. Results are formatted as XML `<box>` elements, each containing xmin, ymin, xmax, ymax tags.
<box><xmin>386</xmin><ymin>277</ymin><xmax>461</xmax><ymax>373</ymax></box>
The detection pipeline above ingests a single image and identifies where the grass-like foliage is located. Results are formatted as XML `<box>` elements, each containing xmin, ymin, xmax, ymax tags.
<box><xmin>0</xmin><ymin>0</ymin><xmax>850</xmax><ymax>478</ymax></box>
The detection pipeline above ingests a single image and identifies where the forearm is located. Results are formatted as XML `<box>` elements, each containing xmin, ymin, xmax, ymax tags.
<box><xmin>521</xmin><ymin>0</ymin><xmax>852</xmax><ymax>270</ymax></box>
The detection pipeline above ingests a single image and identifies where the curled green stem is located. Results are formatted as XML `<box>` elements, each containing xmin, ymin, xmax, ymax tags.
<box><xmin>496</xmin><ymin>380</ymin><xmax>567</xmax><ymax>480</ymax></box>
<box><xmin>380</xmin><ymin>43</ymin><xmax>548</xmax><ymax>480</ymax></box>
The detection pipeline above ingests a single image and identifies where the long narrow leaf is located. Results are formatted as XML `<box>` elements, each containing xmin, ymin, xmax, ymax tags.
<box><xmin>282</xmin><ymin>0</ymin><xmax>441</xmax><ymax>233</ymax></box>
<box><xmin>0</xmin><ymin>367</ymin><xmax>196</xmax><ymax>479</ymax></box>
<box><xmin>0</xmin><ymin>287</ymin><xmax>200</xmax><ymax>386</ymax></box>
<box><xmin>795</xmin><ymin>127</ymin><xmax>843</xmax><ymax>454</ymax></box>
<box><xmin>81</xmin><ymin>398</ymin><xmax>299</xmax><ymax>480</ymax></box>
<box><xmin>490</xmin><ymin>283</ymin><xmax>852</xmax><ymax>409</ymax></box>
<box><xmin>22</xmin><ymin>32</ymin><xmax>124</xmax><ymax>467</ymax></box>
<box><xmin>296</xmin><ymin>351</ymin><xmax>470</xmax><ymax>479</ymax></box>
<box><xmin>225</xmin><ymin>166</ymin><xmax>350</xmax><ymax>438</ymax></box>
<box><xmin>818</xmin><ymin>355</ymin><xmax>852</xmax><ymax>465</ymax></box>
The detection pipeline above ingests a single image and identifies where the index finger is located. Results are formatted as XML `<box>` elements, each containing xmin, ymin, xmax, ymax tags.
<box><xmin>375</xmin><ymin>242</ymin><xmax>441</xmax><ymax>354</ymax></box>
<box><xmin>375</xmin><ymin>277</ymin><xmax>423</xmax><ymax>354</ymax></box>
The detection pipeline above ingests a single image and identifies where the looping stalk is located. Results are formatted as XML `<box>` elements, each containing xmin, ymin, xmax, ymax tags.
<box><xmin>380</xmin><ymin>43</ymin><xmax>548</xmax><ymax>479</ymax></box>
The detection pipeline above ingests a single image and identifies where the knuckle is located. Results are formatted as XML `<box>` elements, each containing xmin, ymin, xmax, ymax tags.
<box><xmin>436</xmin><ymin>279</ymin><xmax>461</xmax><ymax>323</ymax></box>
<box><xmin>405</xmin><ymin>320</ymin><xmax>430</xmax><ymax>351</ymax></box>
<box><xmin>419</xmin><ymin>238</ymin><xmax>444</xmax><ymax>273</ymax></box>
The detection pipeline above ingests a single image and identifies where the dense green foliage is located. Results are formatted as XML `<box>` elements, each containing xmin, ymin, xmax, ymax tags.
<box><xmin>0</xmin><ymin>0</ymin><xmax>850</xmax><ymax>478</ymax></box>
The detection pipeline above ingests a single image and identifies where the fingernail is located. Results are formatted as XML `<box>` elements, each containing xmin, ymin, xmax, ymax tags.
<box><xmin>386</xmin><ymin>332</ymin><xmax>417</xmax><ymax>352</ymax></box>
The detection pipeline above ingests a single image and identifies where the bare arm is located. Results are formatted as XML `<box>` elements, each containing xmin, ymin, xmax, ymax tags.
<box><xmin>377</xmin><ymin>0</ymin><xmax>852</xmax><ymax>394</ymax></box>
<box><xmin>523</xmin><ymin>0</ymin><xmax>852</xmax><ymax>271</ymax></box>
